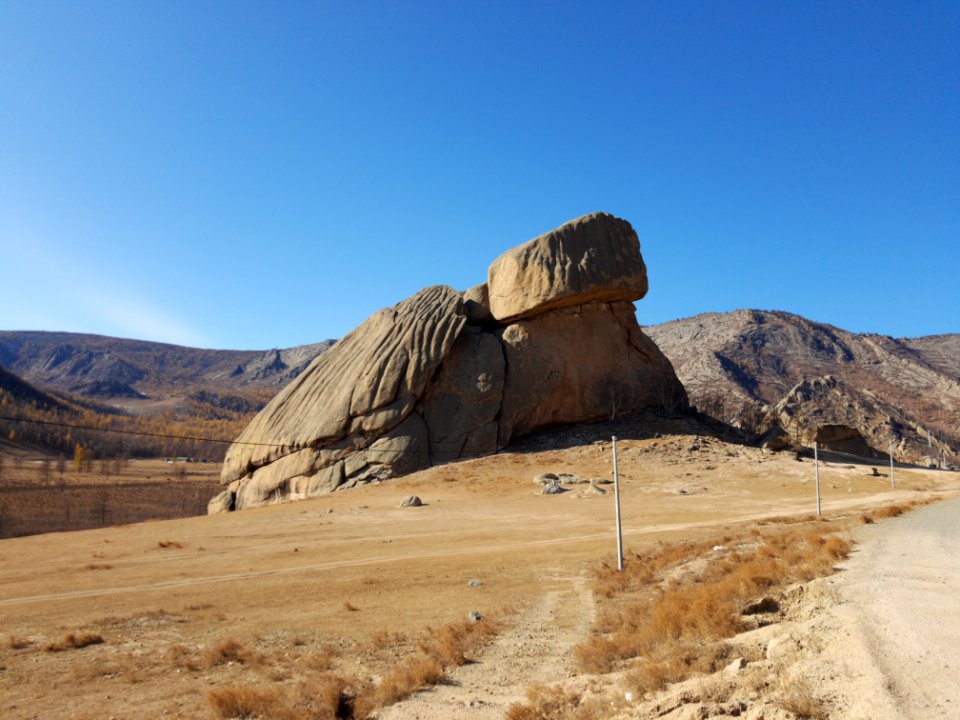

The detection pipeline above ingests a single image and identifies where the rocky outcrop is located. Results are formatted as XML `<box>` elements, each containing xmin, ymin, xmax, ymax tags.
<box><xmin>766</xmin><ymin>375</ymin><xmax>953</xmax><ymax>463</ymax></box>
<box><xmin>645</xmin><ymin>310</ymin><xmax>960</xmax><ymax>465</ymax></box>
<box><xmin>215</xmin><ymin>212</ymin><xmax>687</xmax><ymax>511</ymax></box>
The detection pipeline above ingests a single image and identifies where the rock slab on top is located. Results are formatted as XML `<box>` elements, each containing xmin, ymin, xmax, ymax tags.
<box><xmin>486</xmin><ymin>212</ymin><xmax>648</xmax><ymax>323</ymax></box>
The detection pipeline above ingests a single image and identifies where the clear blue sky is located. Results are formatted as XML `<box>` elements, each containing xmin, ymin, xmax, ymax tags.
<box><xmin>1</xmin><ymin>1</ymin><xmax>957</xmax><ymax>349</ymax></box>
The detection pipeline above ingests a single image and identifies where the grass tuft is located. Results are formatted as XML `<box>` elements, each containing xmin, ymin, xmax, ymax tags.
<box><xmin>44</xmin><ymin>632</ymin><xmax>105</xmax><ymax>652</ymax></box>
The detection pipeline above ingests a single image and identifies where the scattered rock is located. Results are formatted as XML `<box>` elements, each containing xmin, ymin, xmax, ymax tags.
<box><xmin>541</xmin><ymin>479</ymin><xmax>566</xmax><ymax>495</ymax></box>
<box><xmin>467</xmin><ymin>611</ymin><xmax>483</xmax><ymax>623</ymax></box>
<box><xmin>589</xmin><ymin>484</ymin><xmax>607</xmax><ymax>495</ymax></box>
<box><xmin>467</xmin><ymin>579</ymin><xmax>481</xmax><ymax>587</ymax></box>
<box><xmin>400</xmin><ymin>496</ymin><xmax>423</xmax><ymax>508</ymax></box>
<box><xmin>534</xmin><ymin>472</ymin><xmax>559</xmax><ymax>485</ymax></box>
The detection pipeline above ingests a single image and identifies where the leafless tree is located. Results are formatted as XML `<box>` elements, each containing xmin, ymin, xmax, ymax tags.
<box><xmin>608</xmin><ymin>384</ymin><xmax>626</xmax><ymax>421</ymax></box>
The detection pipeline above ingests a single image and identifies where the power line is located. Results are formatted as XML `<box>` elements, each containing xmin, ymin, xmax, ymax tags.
<box><xmin>0</xmin><ymin>413</ymin><xmax>467</xmax><ymax>456</ymax></box>
<box><xmin>0</xmin><ymin>414</ymin><xmax>272</xmax><ymax>447</ymax></box>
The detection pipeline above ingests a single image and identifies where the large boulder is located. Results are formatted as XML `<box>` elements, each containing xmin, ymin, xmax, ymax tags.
<box><xmin>216</xmin><ymin>212</ymin><xmax>686</xmax><ymax>511</ymax></box>
<box><xmin>496</xmin><ymin>302</ymin><xmax>681</xmax><ymax>444</ymax></box>
<box><xmin>487</xmin><ymin>212</ymin><xmax>648</xmax><ymax>323</ymax></box>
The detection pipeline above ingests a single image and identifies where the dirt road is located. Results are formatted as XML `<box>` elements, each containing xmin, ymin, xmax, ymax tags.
<box><xmin>812</xmin><ymin>497</ymin><xmax>960</xmax><ymax>719</ymax></box>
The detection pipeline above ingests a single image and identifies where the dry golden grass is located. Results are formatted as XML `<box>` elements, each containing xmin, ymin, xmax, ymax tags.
<box><xmin>167</xmin><ymin>643</ymin><xmax>203</xmax><ymax>672</ymax></box>
<box><xmin>6</xmin><ymin>635</ymin><xmax>32</xmax><ymax>650</ymax></box>
<box><xmin>44</xmin><ymin>632</ymin><xmax>104</xmax><ymax>652</ymax></box>
<box><xmin>505</xmin><ymin>683</ymin><xmax>608</xmax><ymax>720</ymax></box>
<box><xmin>203</xmin><ymin>638</ymin><xmax>262</xmax><ymax>668</ymax></box>
<box><xmin>573</xmin><ymin>525</ymin><xmax>851</xmax><ymax>683</ymax></box>
<box><xmin>2</xmin><ymin>426</ymin><xmax>954</xmax><ymax>720</ymax></box>
<box><xmin>777</xmin><ymin>675</ymin><xmax>830</xmax><ymax>719</ymax></box>
<box><xmin>352</xmin><ymin>614</ymin><xmax>504</xmax><ymax>716</ymax></box>
<box><xmin>208</xmin><ymin>684</ymin><xmax>288</xmax><ymax>719</ymax></box>
<box><xmin>208</xmin><ymin>677</ymin><xmax>354</xmax><ymax>720</ymax></box>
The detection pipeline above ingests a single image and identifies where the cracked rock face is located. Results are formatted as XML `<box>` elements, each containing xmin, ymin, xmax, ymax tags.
<box><xmin>213</xmin><ymin>212</ymin><xmax>686</xmax><ymax>512</ymax></box>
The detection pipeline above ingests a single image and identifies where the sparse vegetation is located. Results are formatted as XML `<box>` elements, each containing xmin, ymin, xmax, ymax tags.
<box><xmin>6</xmin><ymin>635</ymin><xmax>32</xmax><ymax>650</ymax></box>
<box><xmin>203</xmin><ymin>639</ymin><xmax>262</xmax><ymax>668</ymax></box>
<box><xmin>506</xmin><ymin>684</ymin><xmax>608</xmax><ymax>720</ymax></box>
<box><xmin>44</xmin><ymin>632</ymin><xmax>105</xmax><ymax>652</ymax></box>
<box><xmin>506</xmin><ymin>523</ymin><xmax>854</xmax><ymax>718</ymax></box>
<box><xmin>777</xmin><ymin>675</ymin><xmax>830</xmax><ymax>719</ymax></box>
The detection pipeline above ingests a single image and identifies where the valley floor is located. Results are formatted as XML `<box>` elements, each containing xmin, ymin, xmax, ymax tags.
<box><xmin>0</xmin><ymin>419</ymin><xmax>957</xmax><ymax>719</ymax></box>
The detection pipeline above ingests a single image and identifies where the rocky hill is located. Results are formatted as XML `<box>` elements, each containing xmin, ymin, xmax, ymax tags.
<box><xmin>645</xmin><ymin>310</ymin><xmax>959</xmax><ymax>464</ymax></box>
<box><xmin>0</xmin><ymin>331</ymin><xmax>334</xmax><ymax>403</ymax></box>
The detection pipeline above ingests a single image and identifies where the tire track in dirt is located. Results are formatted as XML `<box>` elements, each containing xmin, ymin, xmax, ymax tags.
<box><xmin>378</xmin><ymin>574</ymin><xmax>596</xmax><ymax>720</ymax></box>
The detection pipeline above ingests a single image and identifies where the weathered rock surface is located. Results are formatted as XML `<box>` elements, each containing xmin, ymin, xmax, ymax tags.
<box><xmin>646</xmin><ymin>309</ymin><xmax>960</xmax><ymax>464</ymax></box>
<box><xmin>765</xmin><ymin>375</ymin><xmax>950</xmax><ymax>461</ymax></box>
<box><xmin>215</xmin><ymin>212</ymin><xmax>686</xmax><ymax>512</ymax></box>
<box><xmin>487</xmin><ymin>212</ymin><xmax>648</xmax><ymax>322</ymax></box>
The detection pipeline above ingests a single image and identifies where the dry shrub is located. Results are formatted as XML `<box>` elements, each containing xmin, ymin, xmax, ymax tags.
<box><xmin>777</xmin><ymin>675</ymin><xmax>830</xmax><ymax>719</ymax></box>
<box><xmin>204</xmin><ymin>639</ymin><xmax>261</xmax><ymax>667</ymax></box>
<box><xmin>343</xmin><ymin>601</ymin><xmax>359</xmax><ymax>612</ymax></box>
<box><xmin>208</xmin><ymin>676</ymin><xmax>353</xmax><ymax>720</ymax></box>
<box><xmin>168</xmin><ymin>643</ymin><xmax>202</xmax><ymax>672</ymax></box>
<box><xmin>303</xmin><ymin>645</ymin><xmax>337</xmax><ymax>672</ymax></box>
<box><xmin>84</xmin><ymin>563</ymin><xmax>113</xmax><ymax>570</ymax></box>
<box><xmin>355</xmin><ymin>654</ymin><xmax>444</xmax><ymax>715</ymax></box>
<box><xmin>294</xmin><ymin>675</ymin><xmax>353</xmax><ymax>718</ymax></box>
<box><xmin>6</xmin><ymin>635</ymin><xmax>31</xmax><ymax>650</ymax></box>
<box><xmin>575</xmin><ymin>525</ymin><xmax>853</xmax><ymax>684</ymax></box>
<box><xmin>505</xmin><ymin>683</ymin><xmax>607</xmax><ymax>720</ymax></box>
<box><xmin>208</xmin><ymin>685</ymin><xmax>286</xmax><ymax>719</ymax></box>
<box><xmin>370</xmin><ymin>629</ymin><xmax>406</xmax><ymax>649</ymax></box>
<box><xmin>861</xmin><ymin>514</ymin><xmax>875</xmax><ymax>524</ymax></box>
<box><xmin>158</xmin><ymin>540</ymin><xmax>183</xmax><ymax>549</ymax></box>
<box><xmin>352</xmin><ymin>615</ymin><xmax>504</xmax><ymax>717</ymax></box>
<box><xmin>45</xmin><ymin>632</ymin><xmax>104</xmax><ymax>652</ymax></box>
<box><xmin>874</xmin><ymin>505</ymin><xmax>905</xmax><ymax>518</ymax></box>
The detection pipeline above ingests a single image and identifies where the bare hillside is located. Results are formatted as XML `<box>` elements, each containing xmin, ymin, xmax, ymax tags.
<box><xmin>645</xmin><ymin>310</ymin><xmax>959</xmax><ymax>464</ymax></box>
<box><xmin>0</xmin><ymin>331</ymin><xmax>334</xmax><ymax>403</ymax></box>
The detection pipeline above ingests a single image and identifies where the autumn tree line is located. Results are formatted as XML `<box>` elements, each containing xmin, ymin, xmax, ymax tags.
<box><xmin>0</xmin><ymin>386</ymin><xmax>266</xmax><ymax>463</ymax></box>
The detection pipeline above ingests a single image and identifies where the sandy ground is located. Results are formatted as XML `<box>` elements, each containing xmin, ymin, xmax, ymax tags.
<box><xmin>0</xmin><ymin>419</ymin><xmax>957</xmax><ymax>719</ymax></box>
<box><xmin>794</xmin><ymin>496</ymin><xmax>960</xmax><ymax>720</ymax></box>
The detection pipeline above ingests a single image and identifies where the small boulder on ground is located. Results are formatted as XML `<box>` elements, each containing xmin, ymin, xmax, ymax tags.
<box><xmin>541</xmin><ymin>479</ymin><xmax>565</xmax><ymax>495</ymax></box>
<box><xmin>400</xmin><ymin>495</ymin><xmax>423</xmax><ymax>507</ymax></box>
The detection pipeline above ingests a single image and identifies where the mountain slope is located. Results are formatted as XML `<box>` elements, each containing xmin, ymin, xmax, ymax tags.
<box><xmin>0</xmin><ymin>331</ymin><xmax>334</xmax><ymax>402</ymax></box>
<box><xmin>645</xmin><ymin>310</ymin><xmax>959</xmax><ymax>464</ymax></box>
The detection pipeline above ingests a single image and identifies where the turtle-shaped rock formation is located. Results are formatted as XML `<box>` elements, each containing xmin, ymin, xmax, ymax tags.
<box><xmin>212</xmin><ymin>212</ymin><xmax>687</xmax><ymax>512</ymax></box>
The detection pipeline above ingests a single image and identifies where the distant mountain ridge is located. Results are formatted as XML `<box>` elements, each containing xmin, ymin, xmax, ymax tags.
<box><xmin>645</xmin><ymin>310</ymin><xmax>959</xmax><ymax>464</ymax></box>
<box><xmin>0</xmin><ymin>331</ymin><xmax>335</xmax><ymax>403</ymax></box>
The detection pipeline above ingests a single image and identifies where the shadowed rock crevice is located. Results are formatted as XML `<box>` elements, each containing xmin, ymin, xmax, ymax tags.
<box><xmin>213</xmin><ymin>212</ymin><xmax>687</xmax><ymax>512</ymax></box>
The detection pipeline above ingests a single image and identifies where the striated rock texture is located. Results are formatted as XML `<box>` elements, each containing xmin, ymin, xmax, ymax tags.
<box><xmin>214</xmin><ymin>212</ymin><xmax>686</xmax><ymax>512</ymax></box>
